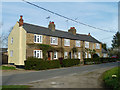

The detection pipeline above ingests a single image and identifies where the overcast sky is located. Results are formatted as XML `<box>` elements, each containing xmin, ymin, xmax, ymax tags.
<box><xmin>2</xmin><ymin>1</ymin><xmax>118</xmax><ymax>47</ymax></box>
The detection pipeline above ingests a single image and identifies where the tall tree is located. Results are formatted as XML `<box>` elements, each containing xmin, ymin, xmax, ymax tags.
<box><xmin>112</xmin><ymin>31</ymin><xmax>120</xmax><ymax>48</ymax></box>
<box><xmin>0</xmin><ymin>27</ymin><xmax>13</xmax><ymax>48</ymax></box>
<box><xmin>111</xmin><ymin>31</ymin><xmax>120</xmax><ymax>57</ymax></box>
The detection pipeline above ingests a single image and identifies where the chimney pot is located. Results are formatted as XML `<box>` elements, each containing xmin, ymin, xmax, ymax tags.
<box><xmin>52</xmin><ymin>22</ymin><xmax>54</xmax><ymax>24</ymax></box>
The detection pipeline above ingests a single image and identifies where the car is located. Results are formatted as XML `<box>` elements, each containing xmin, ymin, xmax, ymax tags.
<box><xmin>111</xmin><ymin>55</ymin><xmax>118</xmax><ymax>58</ymax></box>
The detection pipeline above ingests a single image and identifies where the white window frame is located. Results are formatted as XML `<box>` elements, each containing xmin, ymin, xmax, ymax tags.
<box><xmin>10</xmin><ymin>50</ymin><xmax>13</xmax><ymax>57</ymax></box>
<box><xmin>96</xmin><ymin>43</ymin><xmax>100</xmax><ymax>49</ymax></box>
<box><xmin>103</xmin><ymin>54</ymin><xmax>107</xmax><ymax>57</ymax></box>
<box><xmin>85</xmin><ymin>41</ymin><xmax>89</xmax><ymax>48</ymax></box>
<box><xmin>34</xmin><ymin>50</ymin><xmax>42</xmax><ymax>58</ymax></box>
<box><xmin>34</xmin><ymin>34</ymin><xmax>42</xmax><ymax>43</ymax></box>
<box><xmin>76</xmin><ymin>40</ymin><xmax>80</xmax><ymax>47</ymax></box>
<box><xmin>11</xmin><ymin>37</ymin><xmax>13</xmax><ymax>44</ymax></box>
<box><xmin>96</xmin><ymin>53</ymin><xmax>100</xmax><ymax>56</ymax></box>
<box><xmin>64</xmin><ymin>39</ymin><xmax>70</xmax><ymax>46</ymax></box>
<box><xmin>64</xmin><ymin>52</ymin><xmax>68</xmax><ymax>59</ymax></box>
<box><xmin>50</xmin><ymin>37</ymin><xmax>58</xmax><ymax>45</ymax></box>
<box><xmin>85</xmin><ymin>52</ymin><xmax>87</xmax><ymax>58</ymax></box>
<box><xmin>54</xmin><ymin>51</ymin><xmax>58</xmax><ymax>59</ymax></box>
<box><xmin>74</xmin><ymin>52</ymin><xmax>77</xmax><ymax>59</ymax></box>
<box><xmin>78</xmin><ymin>52</ymin><xmax>81</xmax><ymax>59</ymax></box>
<box><xmin>88</xmin><ymin>53</ymin><xmax>91</xmax><ymax>58</ymax></box>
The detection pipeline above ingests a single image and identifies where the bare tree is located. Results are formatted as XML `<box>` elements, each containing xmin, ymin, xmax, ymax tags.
<box><xmin>0</xmin><ymin>27</ymin><xmax>13</xmax><ymax>48</ymax></box>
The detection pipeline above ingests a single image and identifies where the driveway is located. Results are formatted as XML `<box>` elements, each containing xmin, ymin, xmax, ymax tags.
<box><xmin>2</xmin><ymin>62</ymin><xmax>119</xmax><ymax>85</ymax></box>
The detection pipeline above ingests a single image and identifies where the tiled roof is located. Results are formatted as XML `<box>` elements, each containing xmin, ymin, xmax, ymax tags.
<box><xmin>23</xmin><ymin>23</ymin><xmax>101</xmax><ymax>43</ymax></box>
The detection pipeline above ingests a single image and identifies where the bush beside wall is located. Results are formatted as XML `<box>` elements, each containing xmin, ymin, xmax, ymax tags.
<box><xmin>25</xmin><ymin>57</ymin><xmax>80</xmax><ymax>70</ymax></box>
<box><xmin>61</xmin><ymin>59</ymin><xmax>80</xmax><ymax>67</ymax></box>
<box><xmin>84</xmin><ymin>58</ymin><xmax>120</xmax><ymax>65</ymax></box>
<box><xmin>25</xmin><ymin>58</ymin><xmax>61</xmax><ymax>70</ymax></box>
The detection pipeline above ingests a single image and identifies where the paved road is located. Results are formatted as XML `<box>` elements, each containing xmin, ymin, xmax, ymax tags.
<box><xmin>2</xmin><ymin>62</ymin><xmax>119</xmax><ymax>85</ymax></box>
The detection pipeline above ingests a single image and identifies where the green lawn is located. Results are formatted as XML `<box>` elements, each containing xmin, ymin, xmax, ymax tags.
<box><xmin>0</xmin><ymin>66</ymin><xmax>16</xmax><ymax>70</ymax></box>
<box><xmin>102</xmin><ymin>67</ymin><xmax>120</xmax><ymax>90</ymax></box>
<box><xmin>1</xmin><ymin>85</ymin><xmax>31</xmax><ymax>90</ymax></box>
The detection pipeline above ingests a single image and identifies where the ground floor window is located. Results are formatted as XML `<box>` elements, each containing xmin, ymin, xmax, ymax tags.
<box><xmin>85</xmin><ymin>52</ymin><xmax>87</xmax><ymax>58</ymax></box>
<box><xmin>64</xmin><ymin>52</ymin><xmax>68</xmax><ymax>59</ymax></box>
<box><xmin>78</xmin><ymin>52</ymin><xmax>81</xmax><ymax>59</ymax></box>
<box><xmin>10</xmin><ymin>50</ymin><xmax>13</xmax><ymax>57</ymax></box>
<box><xmin>88</xmin><ymin>53</ymin><xmax>91</xmax><ymax>58</ymax></box>
<box><xmin>96</xmin><ymin>53</ymin><xmax>100</xmax><ymax>57</ymax></box>
<box><xmin>54</xmin><ymin>51</ymin><xmax>58</xmax><ymax>59</ymax></box>
<box><xmin>74</xmin><ymin>52</ymin><xmax>77</xmax><ymax>59</ymax></box>
<box><xmin>103</xmin><ymin>54</ymin><xmax>107</xmax><ymax>57</ymax></box>
<box><xmin>34</xmin><ymin>50</ymin><xmax>42</xmax><ymax>58</ymax></box>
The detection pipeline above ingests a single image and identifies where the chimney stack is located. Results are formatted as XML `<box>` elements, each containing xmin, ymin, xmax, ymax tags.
<box><xmin>19</xmin><ymin>15</ymin><xmax>23</xmax><ymax>27</ymax></box>
<box><xmin>48</xmin><ymin>21</ymin><xmax>55</xmax><ymax>31</ymax></box>
<box><xmin>68</xmin><ymin>27</ymin><xmax>76</xmax><ymax>35</ymax></box>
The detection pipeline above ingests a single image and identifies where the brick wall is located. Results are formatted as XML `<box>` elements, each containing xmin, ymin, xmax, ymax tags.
<box><xmin>26</xmin><ymin>33</ymin><xmax>102</xmax><ymax>60</ymax></box>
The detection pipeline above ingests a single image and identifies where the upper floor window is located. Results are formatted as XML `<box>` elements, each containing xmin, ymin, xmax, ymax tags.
<box><xmin>64</xmin><ymin>39</ymin><xmax>70</xmax><ymax>46</ymax></box>
<box><xmin>96</xmin><ymin>43</ymin><xmax>100</xmax><ymax>49</ymax></box>
<box><xmin>34</xmin><ymin>50</ymin><xmax>42</xmax><ymax>58</ymax></box>
<box><xmin>85</xmin><ymin>41</ymin><xmax>89</xmax><ymax>48</ymax></box>
<box><xmin>34</xmin><ymin>34</ymin><xmax>42</xmax><ymax>43</ymax></box>
<box><xmin>11</xmin><ymin>37</ymin><xmax>13</xmax><ymax>44</ymax></box>
<box><xmin>10</xmin><ymin>50</ymin><xmax>13</xmax><ymax>57</ymax></box>
<box><xmin>50</xmin><ymin>37</ymin><xmax>58</xmax><ymax>45</ymax></box>
<box><xmin>76</xmin><ymin>40</ymin><xmax>80</xmax><ymax>47</ymax></box>
<box><xmin>54</xmin><ymin>51</ymin><xmax>58</xmax><ymax>59</ymax></box>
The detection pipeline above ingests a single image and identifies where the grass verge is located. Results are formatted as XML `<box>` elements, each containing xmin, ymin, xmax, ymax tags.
<box><xmin>102</xmin><ymin>67</ymin><xmax>120</xmax><ymax>90</ymax></box>
<box><xmin>1</xmin><ymin>85</ymin><xmax>31</xmax><ymax>90</ymax></box>
<box><xmin>0</xmin><ymin>66</ymin><xmax>16</xmax><ymax>70</ymax></box>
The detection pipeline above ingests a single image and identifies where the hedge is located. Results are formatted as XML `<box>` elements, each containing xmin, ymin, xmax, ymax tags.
<box><xmin>61</xmin><ymin>59</ymin><xmax>80</xmax><ymax>67</ymax></box>
<box><xmin>25</xmin><ymin>57</ymin><xmax>80</xmax><ymax>70</ymax></box>
<box><xmin>25</xmin><ymin>59</ymin><xmax>61</xmax><ymax>70</ymax></box>
<box><xmin>84</xmin><ymin>58</ymin><xmax>120</xmax><ymax>65</ymax></box>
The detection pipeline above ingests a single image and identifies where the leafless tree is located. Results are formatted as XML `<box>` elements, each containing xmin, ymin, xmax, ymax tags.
<box><xmin>0</xmin><ymin>26</ymin><xmax>13</xmax><ymax>48</ymax></box>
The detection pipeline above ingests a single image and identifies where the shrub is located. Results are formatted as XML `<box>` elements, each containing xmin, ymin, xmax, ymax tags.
<box><xmin>61</xmin><ymin>59</ymin><xmax>80</xmax><ymax>67</ymax></box>
<box><xmin>93</xmin><ymin>54</ymin><xmax>99</xmax><ymax>58</ymax></box>
<box><xmin>84</xmin><ymin>57</ymin><xmax>119</xmax><ymax>65</ymax></box>
<box><xmin>27</xmin><ymin>57</ymin><xmax>43</xmax><ymax>60</ymax></box>
<box><xmin>84</xmin><ymin>58</ymin><xmax>100</xmax><ymax>64</ymax></box>
<box><xmin>24</xmin><ymin>59</ymin><xmax>61</xmax><ymax>70</ymax></box>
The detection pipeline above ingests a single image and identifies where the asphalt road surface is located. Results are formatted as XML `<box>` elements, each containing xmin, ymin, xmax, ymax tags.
<box><xmin>2</xmin><ymin>62</ymin><xmax>119</xmax><ymax>85</ymax></box>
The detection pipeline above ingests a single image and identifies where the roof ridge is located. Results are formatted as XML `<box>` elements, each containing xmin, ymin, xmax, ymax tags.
<box><xmin>24</xmin><ymin>22</ymin><xmax>88</xmax><ymax>35</ymax></box>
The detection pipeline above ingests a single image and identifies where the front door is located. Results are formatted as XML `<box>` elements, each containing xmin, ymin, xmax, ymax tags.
<box><xmin>69</xmin><ymin>52</ymin><xmax>72</xmax><ymax>59</ymax></box>
<box><xmin>48</xmin><ymin>52</ymin><xmax>53</xmax><ymax>60</ymax></box>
